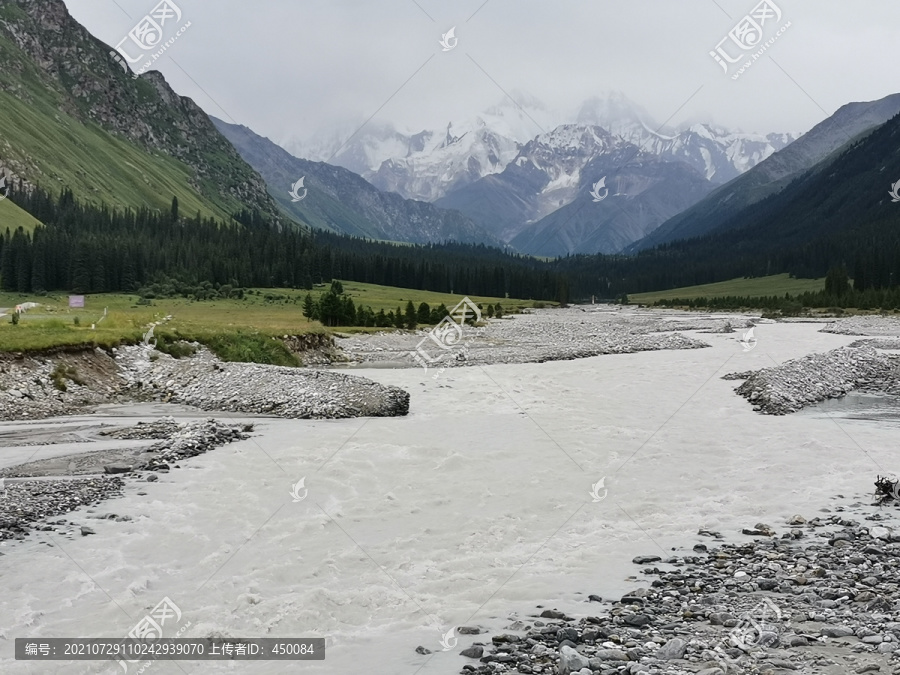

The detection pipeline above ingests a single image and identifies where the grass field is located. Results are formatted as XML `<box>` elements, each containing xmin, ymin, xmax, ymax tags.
<box><xmin>629</xmin><ymin>274</ymin><xmax>826</xmax><ymax>304</ymax></box>
<box><xmin>0</xmin><ymin>13</ymin><xmax>243</xmax><ymax>224</ymax></box>
<box><xmin>326</xmin><ymin>281</ymin><xmax>536</xmax><ymax>315</ymax></box>
<box><xmin>0</xmin><ymin>282</ymin><xmax>541</xmax><ymax>355</ymax></box>
<box><xmin>0</xmin><ymin>199</ymin><xmax>43</xmax><ymax>234</ymax></box>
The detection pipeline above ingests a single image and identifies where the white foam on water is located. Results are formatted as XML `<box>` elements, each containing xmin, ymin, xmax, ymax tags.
<box><xmin>0</xmin><ymin>320</ymin><xmax>889</xmax><ymax>674</ymax></box>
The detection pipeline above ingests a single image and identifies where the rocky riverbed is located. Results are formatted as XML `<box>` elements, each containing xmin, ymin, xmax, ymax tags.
<box><xmin>446</xmin><ymin>494</ymin><xmax>900</xmax><ymax>675</ymax></box>
<box><xmin>730</xmin><ymin>344</ymin><xmax>900</xmax><ymax>415</ymax></box>
<box><xmin>0</xmin><ymin>417</ymin><xmax>251</xmax><ymax>541</ymax></box>
<box><xmin>335</xmin><ymin>307</ymin><xmax>739</xmax><ymax>368</ymax></box>
<box><xmin>0</xmin><ymin>343</ymin><xmax>409</xmax><ymax>421</ymax></box>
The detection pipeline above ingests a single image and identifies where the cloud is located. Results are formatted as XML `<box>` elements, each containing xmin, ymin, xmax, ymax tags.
<box><xmin>66</xmin><ymin>0</ymin><xmax>900</xmax><ymax>149</ymax></box>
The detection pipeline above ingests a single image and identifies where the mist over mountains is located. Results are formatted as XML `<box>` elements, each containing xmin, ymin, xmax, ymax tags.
<box><xmin>283</xmin><ymin>92</ymin><xmax>801</xmax><ymax>255</ymax></box>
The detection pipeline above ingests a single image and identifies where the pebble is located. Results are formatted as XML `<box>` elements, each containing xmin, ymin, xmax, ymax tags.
<box><xmin>0</xmin><ymin>343</ymin><xmax>410</xmax><ymax>422</ymax></box>
<box><xmin>0</xmin><ymin>418</ymin><xmax>249</xmax><ymax>541</ymax></box>
<box><xmin>458</xmin><ymin>501</ymin><xmax>900</xmax><ymax>675</ymax></box>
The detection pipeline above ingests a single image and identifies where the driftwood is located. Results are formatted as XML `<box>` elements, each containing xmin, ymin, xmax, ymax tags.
<box><xmin>875</xmin><ymin>475</ymin><xmax>900</xmax><ymax>504</ymax></box>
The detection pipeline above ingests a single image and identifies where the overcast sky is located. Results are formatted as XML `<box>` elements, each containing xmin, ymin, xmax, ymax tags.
<box><xmin>65</xmin><ymin>0</ymin><xmax>900</xmax><ymax>149</ymax></box>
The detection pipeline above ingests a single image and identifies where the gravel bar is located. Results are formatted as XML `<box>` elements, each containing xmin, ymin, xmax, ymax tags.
<box><xmin>446</xmin><ymin>501</ymin><xmax>900</xmax><ymax>675</ymax></box>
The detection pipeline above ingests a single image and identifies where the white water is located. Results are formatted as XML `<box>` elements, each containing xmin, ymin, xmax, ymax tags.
<box><xmin>0</xmin><ymin>320</ymin><xmax>895</xmax><ymax>675</ymax></box>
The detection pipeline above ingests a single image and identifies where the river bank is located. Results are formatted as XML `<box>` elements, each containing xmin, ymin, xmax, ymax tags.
<box><xmin>0</xmin><ymin>343</ymin><xmax>409</xmax><ymax>421</ymax></box>
<box><xmin>1</xmin><ymin>311</ymin><xmax>899</xmax><ymax>674</ymax></box>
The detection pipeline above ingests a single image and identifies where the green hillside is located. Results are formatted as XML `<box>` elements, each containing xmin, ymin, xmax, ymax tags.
<box><xmin>630</xmin><ymin>274</ymin><xmax>825</xmax><ymax>304</ymax></box>
<box><xmin>0</xmin><ymin>86</ymin><xmax>226</xmax><ymax>221</ymax></box>
<box><xmin>0</xmin><ymin>198</ymin><xmax>43</xmax><ymax>234</ymax></box>
<box><xmin>0</xmin><ymin>1</ymin><xmax>282</xmax><ymax>223</ymax></box>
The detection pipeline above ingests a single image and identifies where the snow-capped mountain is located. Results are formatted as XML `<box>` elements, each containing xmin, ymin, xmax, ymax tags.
<box><xmin>436</xmin><ymin>125</ymin><xmax>631</xmax><ymax>242</ymax></box>
<box><xmin>436</xmin><ymin>124</ymin><xmax>716</xmax><ymax>255</ymax></box>
<box><xmin>576</xmin><ymin>94</ymin><xmax>798</xmax><ymax>184</ymax></box>
<box><xmin>213</xmin><ymin>118</ymin><xmax>502</xmax><ymax>247</ymax></box>
<box><xmin>288</xmin><ymin>92</ymin><xmax>799</xmax><ymax>205</ymax></box>
<box><xmin>285</xmin><ymin>95</ymin><xmax>562</xmax><ymax>202</ymax></box>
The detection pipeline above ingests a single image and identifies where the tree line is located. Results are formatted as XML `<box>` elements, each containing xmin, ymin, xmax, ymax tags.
<box><xmin>0</xmin><ymin>184</ymin><xmax>568</xmax><ymax>302</ymax></box>
<box><xmin>300</xmin><ymin>280</ymin><xmax>508</xmax><ymax>328</ymax></box>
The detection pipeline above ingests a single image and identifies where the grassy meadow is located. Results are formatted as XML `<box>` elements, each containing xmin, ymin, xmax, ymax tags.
<box><xmin>629</xmin><ymin>274</ymin><xmax>826</xmax><ymax>304</ymax></box>
<box><xmin>0</xmin><ymin>282</ymin><xmax>542</xmax><ymax>358</ymax></box>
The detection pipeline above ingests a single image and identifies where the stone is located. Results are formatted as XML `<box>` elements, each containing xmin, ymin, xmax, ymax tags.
<box><xmin>632</xmin><ymin>555</ymin><xmax>661</xmax><ymax>564</ymax></box>
<box><xmin>459</xmin><ymin>645</ymin><xmax>483</xmax><ymax>658</ymax></box>
<box><xmin>540</xmin><ymin>609</ymin><xmax>568</xmax><ymax>620</ymax></box>
<box><xmin>869</xmin><ymin>526</ymin><xmax>891</xmax><ymax>540</ymax></box>
<box><xmin>821</xmin><ymin>626</ymin><xmax>854</xmax><ymax>638</ymax></box>
<box><xmin>557</xmin><ymin>645</ymin><xmax>590</xmax><ymax>675</ymax></box>
<box><xmin>656</xmin><ymin>637</ymin><xmax>686</xmax><ymax>660</ymax></box>
<box><xmin>623</xmin><ymin>614</ymin><xmax>651</xmax><ymax>627</ymax></box>
<box><xmin>103</xmin><ymin>464</ymin><xmax>133</xmax><ymax>474</ymax></box>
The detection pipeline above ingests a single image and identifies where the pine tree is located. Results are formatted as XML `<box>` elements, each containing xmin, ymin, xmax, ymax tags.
<box><xmin>405</xmin><ymin>300</ymin><xmax>417</xmax><ymax>329</ymax></box>
<box><xmin>430</xmin><ymin>303</ymin><xmax>449</xmax><ymax>323</ymax></box>
<box><xmin>30</xmin><ymin>236</ymin><xmax>46</xmax><ymax>293</ymax></box>
<box><xmin>302</xmin><ymin>293</ymin><xmax>316</xmax><ymax>320</ymax></box>
<box><xmin>825</xmin><ymin>265</ymin><xmax>850</xmax><ymax>297</ymax></box>
<box><xmin>416</xmin><ymin>301</ymin><xmax>430</xmax><ymax>324</ymax></box>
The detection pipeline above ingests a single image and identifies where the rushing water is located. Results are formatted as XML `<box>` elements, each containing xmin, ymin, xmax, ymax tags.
<box><xmin>797</xmin><ymin>392</ymin><xmax>900</xmax><ymax>426</ymax></box>
<box><xmin>1</xmin><ymin>320</ymin><xmax>897</xmax><ymax>674</ymax></box>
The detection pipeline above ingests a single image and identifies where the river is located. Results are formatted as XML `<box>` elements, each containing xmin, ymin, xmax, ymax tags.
<box><xmin>0</xmin><ymin>319</ymin><xmax>895</xmax><ymax>674</ymax></box>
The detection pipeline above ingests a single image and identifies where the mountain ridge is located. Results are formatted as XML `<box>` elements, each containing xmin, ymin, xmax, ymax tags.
<box><xmin>629</xmin><ymin>93</ymin><xmax>900</xmax><ymax>252</ymax></box>
<box><xmin>213</xmin><ymin>117</ymin><xmax>503</xmax><ymax>247</ymax></box>
<box><xmin>0</xmin><ymin>0</ymin><xmax>281</xmax><ymax>223</ymax></box>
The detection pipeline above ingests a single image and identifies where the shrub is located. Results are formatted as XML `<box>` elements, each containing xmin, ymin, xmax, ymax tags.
<box><xmin>201</xmin><ymin>333</ymin><xmax>299</xmax><ymax>367</ymax></box>
<box><xmin>50</xmin><ymin>363</ymin><xmax>85</xmax><ymax>392</ymax></box>
<box><xmin>154</xmin><ymin>334</ymin><xmax>197</xmax><ymax>359</ymax></box>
